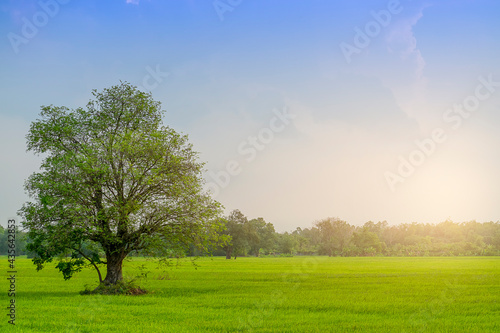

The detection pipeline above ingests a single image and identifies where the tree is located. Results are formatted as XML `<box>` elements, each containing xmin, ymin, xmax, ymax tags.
<box><xmin>315</xmin><ymin>217</ymin><xmax>354</xmax><ymax>256</ymax></box>
<box><xmin>0</xmin><ymin>224</ymin><xmax>29</xmax><ymax>256</ymax></box>
<box><xmin>277</xmin><ymin>232</ymin><xmax>297</xmax><ymax>255</ymax></box>
<box><xmin>351</xmin><ymin>228</ymin><xmax>384</xmax><ymax>256</ymax></box>
<box><xmin>19</xmin><ymin>82</ymin><xmax>223</xmax><ymax>288</ymax></box>
<box><xmin>222</xmin><ymin>210</ymin><xmax>251</xmax><ymax>259</ymax></box>
<box><xmin>247</xmin><ymin>217</ymin><xmax>276</xmax><ymax>256</ymax></box>
<box><xmin>291</xmin><ymin>227</ymin><xmax>319</xmax><ymax>255</ymax></box>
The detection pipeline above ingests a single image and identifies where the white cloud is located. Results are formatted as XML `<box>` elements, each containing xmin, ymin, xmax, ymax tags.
<box><xmin>126</xmin><ymin>0</ymin><xmax>140</xmax><ymax>5</ymax></box>
<box><xmin>382</xmin><ymin>4</ymin><xmax>434</xmax><ymax>131</ymax></box>
<box><xmin>386</xmin><ymin>9</ymin><xmax>427</xmax><ymax>79</ymax></box>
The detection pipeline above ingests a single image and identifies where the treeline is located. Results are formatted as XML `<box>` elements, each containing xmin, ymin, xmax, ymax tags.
<box><xmin>212</xmin><ymin>210</ymin><xmax>500</xmax><ymax>258</ymax></box>
<box><xmin>0</xmin><ymin>226</ymin><xmax>29</xmax><ymax>256</ymax></box>
<box><xmin>2</xmin><ymin>214</ymin><xmax>500</xmax><ymax>257</ymax></box>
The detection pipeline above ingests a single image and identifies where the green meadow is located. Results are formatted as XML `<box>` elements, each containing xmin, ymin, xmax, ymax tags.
<box><xmin>2</xmin><ymin>256</ymin><xmax>499</xmax><ymax>332</ymax></box>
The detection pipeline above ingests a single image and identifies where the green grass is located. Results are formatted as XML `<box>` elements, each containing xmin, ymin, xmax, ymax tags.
<box><xmin>2</xmin><ymin>256</ymin><xmax>499</xmax><ymax>332</ymax></box>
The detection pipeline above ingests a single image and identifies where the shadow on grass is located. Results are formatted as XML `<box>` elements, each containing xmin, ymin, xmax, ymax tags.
<box><xmin>17</xmin><ymin>285</ymin><xmax>222</xmax><ymax>298</ymax></box>
<box><xmin>16</xmin><ymin>291</ymin><xmax>85</xmax><ymax>298</ymax></box>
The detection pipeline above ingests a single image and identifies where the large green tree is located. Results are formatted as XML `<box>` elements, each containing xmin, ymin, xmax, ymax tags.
<box><xmin>19</xmin><ymin>82</ymin><xmax>223</xmax><ymax>286</ymax></box>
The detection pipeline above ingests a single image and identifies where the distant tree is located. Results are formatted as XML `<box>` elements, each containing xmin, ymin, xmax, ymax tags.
<box><xmin>315</xmin><ymin>217</ymin><xmax>354</xmax><ymax>256</ymax></box>
<box><xmin>277</xmin><ymin>232</ymin><xmax>296</xmax><ymax>255</ymax></box>
<box><xmin>433</xmin><ymin>220</ymin><xmax>465</xmax><ymax>243</ymax></box>
<box><xmin>0</xmin><ymin>226</ymin><xmax>5</xmax><ymax>255</ymax></box>
<box><xmin>19</xmin><ymin>82</ymin><xmax>224</xmax><ymax>289</ymax></box>
<box><xmin>362</xmin><ymin>221</ymin><xmax>388</xmax><ymax>236</ymax></box>
<box><xmin>0</xmin><ymin>226</ymin><xmax>7</xmax><ymax>255</ymax></box>
<box><xmin>351</xmin><ymin>228</ymin><xmax>384</xmax><ymax>256</ymax></box>
<box><xmin>222</xmin><ymin>210</ymin><xmax>252</xmax><ymax>259</ymax></box>
<box><xmin>291</xmin><ymin>227</ymin><xmax>319</xmax><ymax>255</ymax></box>
<box><xmin>247</xmin><ymin>217</ymin><xmax>276</xmax><ymax>256</ymax></box>
<box><xmin>0</xmin><ymin>226</ymin><xmax>28</xmax><ymax>256</ymax></box>
<box><xmin>476</xmin><ymin>221</ymin><xmax>500</xmax><ymax>248</ymax></box>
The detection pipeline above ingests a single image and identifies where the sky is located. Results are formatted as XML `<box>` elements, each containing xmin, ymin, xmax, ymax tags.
<box><xmin>1</xmin><ymin>0</ymin><xmax>500</xmax><ymax>232</ymax></box>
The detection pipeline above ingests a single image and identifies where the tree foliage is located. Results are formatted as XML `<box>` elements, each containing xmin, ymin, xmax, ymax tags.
<box><xmin>221</xmin><ymin>210</ymin><xmax>250</xmax><ymax>259</ymax></box>
<box><xmin>315</xmin><ymin>217</ymin><xmax>354</xmax><ymax>256</ymax></box>
<box><xmin>19</xmin><ymin>82</ymin><xmax>224</xmax><ymax>286</ymax></box>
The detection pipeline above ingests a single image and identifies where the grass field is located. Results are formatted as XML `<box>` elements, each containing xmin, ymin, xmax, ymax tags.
<box><xmin>2</xmin><ymin>256</ymin><xmax>499</xmax><ymax>332</ymax></box>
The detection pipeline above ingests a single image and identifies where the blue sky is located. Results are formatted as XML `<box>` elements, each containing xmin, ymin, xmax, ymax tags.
<box><xmin>1</xmin><ymin>0</ymin><xmax>500</xmax><ymax>231</ymax></box>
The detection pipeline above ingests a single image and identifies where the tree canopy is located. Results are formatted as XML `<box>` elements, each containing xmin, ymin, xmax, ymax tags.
<box><xmin>19</xmin><ymin>82</ymin><xmax>224</xmax><ymax>286</ymax></box>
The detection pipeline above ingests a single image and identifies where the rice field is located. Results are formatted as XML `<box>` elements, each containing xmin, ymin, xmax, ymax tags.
<box><xmin>2</xmin><ymin>256</ymin><xmax>499</xmax><ymax>332</ymax></box>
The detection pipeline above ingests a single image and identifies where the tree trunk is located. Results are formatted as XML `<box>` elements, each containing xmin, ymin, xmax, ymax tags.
<box><xmin>103</xmin><ymin>251</ymin><xmax>126</xmax><ymax>285</ymax></box>
<box><xmin>225</xmin><ymin>246</ymin><xmax>233</xmax><ymax>259</ymax></box>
